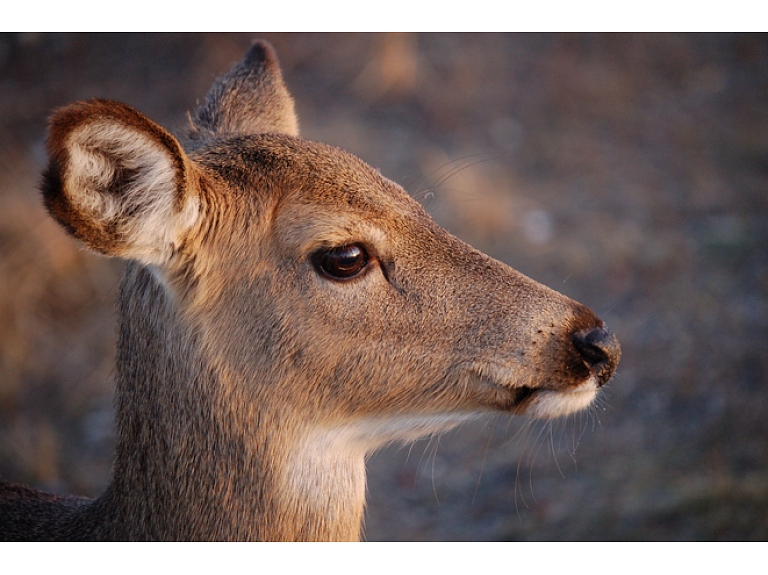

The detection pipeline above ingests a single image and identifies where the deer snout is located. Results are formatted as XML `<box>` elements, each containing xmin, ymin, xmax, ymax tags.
<box><xmin>572</xmin><ymin>325</ymin><xmax>621</xmax><ymax>387</ymax></box>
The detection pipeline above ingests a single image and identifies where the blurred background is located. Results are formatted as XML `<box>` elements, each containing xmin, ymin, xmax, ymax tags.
<box><xmin>0</xmin><ymin>33</ymin><xmax>766</xmax><ymax>541</ymax></box>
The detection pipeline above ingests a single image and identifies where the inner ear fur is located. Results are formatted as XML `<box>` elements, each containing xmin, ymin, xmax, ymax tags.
<box><xmin>43</xmin><ymin>99</ymin><xmax>200</xmax><ymax>266</ymax></box>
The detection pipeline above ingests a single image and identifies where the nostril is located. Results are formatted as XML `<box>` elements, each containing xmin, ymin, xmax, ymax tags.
<box><xmin>572</xmin><ymin>325</ymin><xmax>621</xmax><ymax>386</ymax></box>
<box><xmin>573</xmin><ymin>328</ymin><xmax>609</xmax><ymax>366</ymax></box>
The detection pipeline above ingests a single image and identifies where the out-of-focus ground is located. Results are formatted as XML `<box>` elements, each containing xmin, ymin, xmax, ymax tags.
<box><xmin>0</xmin><ymin>33</ymin><xmax>766</xmax><ymax>541</ymax></box>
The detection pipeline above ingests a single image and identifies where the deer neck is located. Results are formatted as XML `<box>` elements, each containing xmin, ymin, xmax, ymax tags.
<box><xmin>95</xmin><ymin>263</ymin><xmax>366</xmax><ymax>541</ymax></box>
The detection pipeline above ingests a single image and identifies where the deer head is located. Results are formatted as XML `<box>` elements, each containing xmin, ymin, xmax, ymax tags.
<box><xmin>32</xmin><ymin>40</ymin><xmax>620</xmax><ymax>541</ymax></box>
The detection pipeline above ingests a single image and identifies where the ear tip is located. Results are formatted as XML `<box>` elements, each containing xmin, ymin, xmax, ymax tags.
<box><xmin>243</xmin><ymin>39</ymin><xmax>280</xmax><ymax>70</ymax></box>
<box><xmin>47</xmin><ymin>99</ymin><xmax>131</xmax><ymax>141</ymax></box>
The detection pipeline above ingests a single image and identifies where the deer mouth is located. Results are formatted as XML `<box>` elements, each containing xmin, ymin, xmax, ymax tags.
<box><xmin>496</xmin><ymin>384</ymin><xmax>545</xmax><ymax>415</ymax></box>
<box><xmin>507</xmin><ymin>385</ymin><xmax>537</xmax><ymax>407</ymax></box>
<box><xmin>460</xmin><ymin>364</ymin><xmax>530</xmax><ymax>410</ymax></box>
<box><xmin>492</xmin><ymin>381</ymin><xmax>601</xmax><ymax>418</ymax></box>
<box><xmin>468</xmin><ymin>368</ymin><xmax>601</xmax><ymax>418</ymax></box>
<box><xmin>466</xmin><ymin>369</ymin><xmax>540</xmax><ymax>413</ymax></box>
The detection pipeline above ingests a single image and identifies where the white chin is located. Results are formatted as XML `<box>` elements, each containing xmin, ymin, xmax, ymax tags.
<box><xmin>525</xmin><ymin>378</ymin><xmax>599</xmax><ymax>419</ymax></box>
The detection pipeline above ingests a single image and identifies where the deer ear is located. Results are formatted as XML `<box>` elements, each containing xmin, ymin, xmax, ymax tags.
<box><xmin>189</xmin><ymin>40</ymin><xmax>299</xmax><ymax>139</ymax></box>
<box><xmin>42</xmin><ymin>99</ymin><xmax>200</xmax><ymax>267</ymax></box>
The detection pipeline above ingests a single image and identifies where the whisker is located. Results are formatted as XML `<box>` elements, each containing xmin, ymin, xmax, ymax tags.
<box><xmin>430</xmin><ymin>435</ymin><xmax>442</xmax><ymax>506</ymax></box>
<box><xmin>472</xmin><ymin>417</ymin><xmax>497</xmax><ymax>506</ymax></box>
<box><xmin>411</xmin><ymin>151</ymin><xmax>513</xmax><ymax>203</ymax></box>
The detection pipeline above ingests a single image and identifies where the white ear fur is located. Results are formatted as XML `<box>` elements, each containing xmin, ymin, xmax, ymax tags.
<box><xmin>45</xmin><ymin>100</ymin><xmax>200</xmax><ymax>267</ymax></box>
<box><xmin>65</xmin><ymin>121</ymin><xmax>199</xmax><ymax>265</ymax></box>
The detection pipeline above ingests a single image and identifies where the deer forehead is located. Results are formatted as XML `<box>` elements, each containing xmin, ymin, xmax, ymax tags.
<box><xmin>195</xmin><ymin>135</ymin><xmax>435</xmax><ymax>256</ymax></box>
<box><xmin>274</xmin><ymin>206</ymin><xmax>390</xmax><ymax>254</ymax></box>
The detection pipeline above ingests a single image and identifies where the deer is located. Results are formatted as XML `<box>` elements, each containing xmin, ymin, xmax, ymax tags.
<box><xmin>0</xmin><ymin>40</ymin><xmax>620</xmax><ymax>541</ymax></box>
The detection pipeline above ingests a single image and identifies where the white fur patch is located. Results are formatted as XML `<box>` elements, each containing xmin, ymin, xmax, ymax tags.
<box><xmin>284</xmin><ymin>413</ymin><xmax>477</xmax><ymax>502</ymax></box>
<box><xmin>525</xmin><ymin>378</ymin><xmax>600</xmax><ymax>419</ymax></box>
<box><xmin>282</xmin><ymin>388</ymin><xmax>597</xmax><ymax>507</ymax></box>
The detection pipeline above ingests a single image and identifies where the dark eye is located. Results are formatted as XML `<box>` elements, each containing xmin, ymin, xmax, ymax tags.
<box><xmin>313</xmin><ymin>244</ymin><xmax>369</xmax><ymax>280</ymax></box>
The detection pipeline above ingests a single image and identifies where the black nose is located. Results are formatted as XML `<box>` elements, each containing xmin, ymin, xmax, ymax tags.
<box><xmin>572</xmin><ymin>325</ymin><xmax>621</xmax><ymax>386</ymax></box>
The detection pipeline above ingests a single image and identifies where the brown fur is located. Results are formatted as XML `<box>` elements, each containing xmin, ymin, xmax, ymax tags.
<box><xmin>0</xmin><ymin>41</ymin><xmax>619</xmax><ymax>541</ymax></box>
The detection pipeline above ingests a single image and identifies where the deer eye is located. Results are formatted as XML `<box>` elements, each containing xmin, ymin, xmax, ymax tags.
<box><xmin>313</xmin><ymin>244</ymin><xmax>370</xmax><ymax>280</ymax></box>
